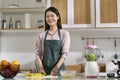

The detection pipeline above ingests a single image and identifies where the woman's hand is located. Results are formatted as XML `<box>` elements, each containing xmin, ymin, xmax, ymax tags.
<box><xmin>40</xmin><ymin>67</ymin><xmax>46</xmax><ymax>75</ymax></box>
<box><xmin>50</xmin><ymin>66</ymin><xmax>59</xmax><ymax>76</ymax></box>
<box><xmin>50</xmin><ymin>57</ymin><xmax>65</xmax><ymax>75</ymax></box>
<box><xmin>36</xmin><ymin>56</ymin><xmax>46</xmax><ymax>74</ymax></box>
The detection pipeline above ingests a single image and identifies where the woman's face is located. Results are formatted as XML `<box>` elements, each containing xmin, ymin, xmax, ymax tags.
<box><xmin>46</xmin><ymin>11</ymin><xmax>59</xmax><ymax>26</ymax></box>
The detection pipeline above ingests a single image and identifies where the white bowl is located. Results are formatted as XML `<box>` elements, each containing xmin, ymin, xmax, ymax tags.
<box><xmin>60</xmin><ymin>70</ymin><xmax>76</xmax><ymax>78</ymax></box>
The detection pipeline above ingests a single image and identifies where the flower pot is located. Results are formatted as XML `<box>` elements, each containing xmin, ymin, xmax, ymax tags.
<box><xmin>85</xmin><ymin>61</ymin><xmax>99</xmax><ymax>78</ymax></box>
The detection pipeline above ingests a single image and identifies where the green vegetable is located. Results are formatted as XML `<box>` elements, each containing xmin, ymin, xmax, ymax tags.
<box><xmin>86</xmin><ymin>53</ymin><xmax>96</xmax><ymax>61</ymax></box>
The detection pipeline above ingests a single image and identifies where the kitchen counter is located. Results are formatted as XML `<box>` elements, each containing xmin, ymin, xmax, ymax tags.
<box><xmin>0</xmin><ymin>73</ymin><xmax>116</xmax><ymax>80</ymax></box>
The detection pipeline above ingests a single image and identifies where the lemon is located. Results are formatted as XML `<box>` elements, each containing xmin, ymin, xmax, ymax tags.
<box><xmin>34</xmin><ymin>73</ymin><xmax>44</xmax><ymax>76</ymax></box>
<box><xmin>10</xmin><ymin>61</ymin><xmax>19</xmax><ymax>71</ymax></box>
<box><xmin>26</xmin><ymin>73</ymin><xmax>34</xmax><ymax>76</ymax></box>
<box><xmin>26</xmin><ymin>73</ymin><xmax>45</xmax><ymax>77</ymax></box>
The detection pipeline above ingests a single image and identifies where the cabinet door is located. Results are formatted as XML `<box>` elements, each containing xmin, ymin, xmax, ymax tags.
<box><xmin>96</xmin><ymin>0</ymin><xmax>120</xmax><ymax>27</ymax></box>
<box><xmin>100</xmin><ymin>0</ymin><xmax>117</xmax><ymax>23</ymax></box>
<box><xmin>74</xmin><ymin>0</ymin><xmax>94</xmax><ymax>27</ymax></box>
<box><xmin>51</xmin><ymin>0</ymin><xmax>67</xmax><ymax>24</ymax></box>
<box><xmin>74</xmin><ymin>0</ymin><xmax>91</xmax><ymax>24</ymax></box>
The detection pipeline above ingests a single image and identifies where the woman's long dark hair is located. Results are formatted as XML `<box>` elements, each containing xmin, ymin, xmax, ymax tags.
<box><xmin>44</xmin><ymin>7</ymin><xmax>62</xmax><ymax>31</ymax></box>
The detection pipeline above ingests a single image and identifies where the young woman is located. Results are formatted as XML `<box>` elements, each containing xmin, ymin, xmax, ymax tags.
<box><xmin>35</xmin><ymin>7</ymin><xmax>70</xmax><ymax>76</ymax></box>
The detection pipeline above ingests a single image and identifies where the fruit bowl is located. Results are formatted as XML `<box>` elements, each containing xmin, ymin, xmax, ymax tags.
<box><xmin>0</xmin><ymin>60</ymin><xmax>20</xmax><ymax>79</ymax></box>
<box><xmin>0</xmin><ymin>65</ymin><xmax>20</xmax><ymax>78</ymax></box>
<box><xmin>60</xmin><ymin>70</ymin><xmax>76</xmax><ymax>78</ymax></box>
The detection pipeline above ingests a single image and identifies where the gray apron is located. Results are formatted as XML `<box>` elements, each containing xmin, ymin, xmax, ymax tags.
<box><xmin>42</xmin><ymin>29</ymin><xmax>65</xmax><ymax>75</ymax></box>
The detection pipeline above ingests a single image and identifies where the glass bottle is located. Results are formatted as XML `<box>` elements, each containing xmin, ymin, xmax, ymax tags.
<box><xmin>9</xmin><ymin>17</ymin><xmax>13</xmax><ymax>29</ymax></box>
<box><xmin>2</xmin><ymin>19</ymin><xmax>7</xmax><ymax>29</ymax></box>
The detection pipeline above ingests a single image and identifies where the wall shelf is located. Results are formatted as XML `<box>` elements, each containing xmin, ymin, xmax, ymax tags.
<box><xmin>0</xmin><ymin>7</ymin><xmax>46</xmax><ymax>13</ymax></box>
<box><xmin>0</xmin><ymin>28</ymin><xmax>44</xmax><ymax>33</ymax></box>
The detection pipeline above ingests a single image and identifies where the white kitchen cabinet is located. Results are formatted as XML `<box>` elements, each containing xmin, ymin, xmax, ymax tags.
<box><xmin>47</xmin><ymin>0</ymin><xmax>120</xmax><ymax>28</ymax></box>
<box><xmin>0</xmin><ymin>0</ymin><xmax>46</xmax><ymax>29</ymax></box>
<box><xmin>47</xmin><ymin>0</ymin><xmax>95</xmax><ymax>28</ymax></box>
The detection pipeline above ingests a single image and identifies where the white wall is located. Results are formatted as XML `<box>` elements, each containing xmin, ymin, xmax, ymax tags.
<box><xmin>0</xmin><ymin>30</ymin><xmax>39</xmax><ymax>63</ymax></box>
<box><xmin>0</xmin><ymin>30</ymin><xmax>42</xmax><ymax>71</ymax></box>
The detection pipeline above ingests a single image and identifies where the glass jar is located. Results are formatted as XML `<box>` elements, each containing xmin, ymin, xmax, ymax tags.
<box><xmin>15</xmin><ymin>20</ymin><xmax>21</xmax><ymax>29</ymax></box>
<box><xmin>36</xmin><ymin>20</ymin><xmax>44</xmax><ymax>28</ymax></box>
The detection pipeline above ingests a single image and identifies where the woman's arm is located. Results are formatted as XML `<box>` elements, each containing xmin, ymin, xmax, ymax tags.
<box><xmin>35</xmin><ymin>34</ymin><xmax>46</xmax><ymax>74</ymax></box>
<box><xmin>36</xmin><ymin>56</ymin><xmax>46</xmax><ymax>74</ymax></box>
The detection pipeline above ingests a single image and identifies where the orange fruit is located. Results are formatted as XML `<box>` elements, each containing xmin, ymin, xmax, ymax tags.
<box><xmin>0</xmin><ymin>65</ymin><xmax>4</xmax><ymax>71</ymax></box>
<box><xmin>0</xmin><ymin>60</ymin><xmax>9</xmax><ymax>68</ymax></box>
<box><xmin>11</xmin><ymin>60</ymin><xmax>19</xmax><ymax>65</ymax></box>
<box><xmin>10</xmin><ymin>60</ymin><xmax>19</xmax><ymax>71</ymax></box>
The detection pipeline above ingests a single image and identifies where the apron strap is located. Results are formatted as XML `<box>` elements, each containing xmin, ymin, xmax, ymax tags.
<box><xmin>44</xmin><ymin>30</ymin><xmax>49</xmax><ymax>40</ymax></box>
<box><xmin>58</xmin><ymin>29</ymin><xmax>61</xmax><ymax>40</ymax></box>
